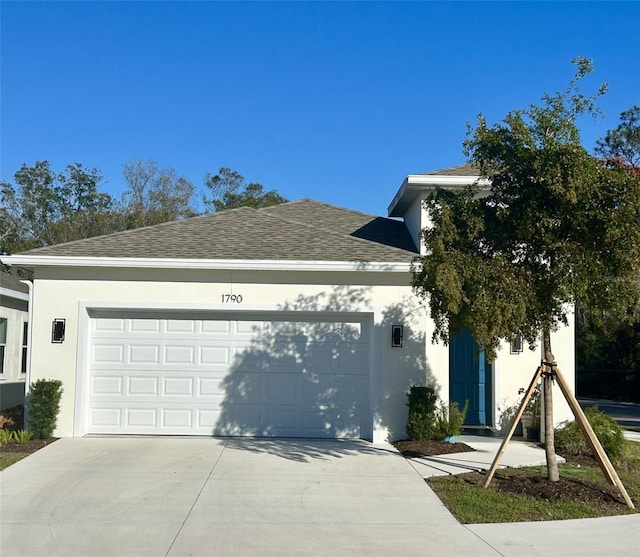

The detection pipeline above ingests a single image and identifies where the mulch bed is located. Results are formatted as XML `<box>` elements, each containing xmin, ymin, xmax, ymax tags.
<box><xmin>393</xmin><ymin>439</ymin><xmax>475</xmax><ymax>458</ymax></box>
<box><xmin>0</xmin><ymin>437</ymin><xmax>58</xmax><ymax>454</ymax></box>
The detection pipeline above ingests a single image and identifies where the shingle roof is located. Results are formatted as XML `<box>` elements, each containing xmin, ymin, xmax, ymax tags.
<box><xmin>0</xmin><ymin>272</ymin><xmax>30</xmax><ymax>294</ymax></box>
<box><xmin>421</xmin><ymin>163</ymin><xmax>480</xmax><ymax>176</ymax></box>
<box><xmin>18</xmin><ymin>200</ymin><xmax>417</xmax><ymax>263</ymax></box>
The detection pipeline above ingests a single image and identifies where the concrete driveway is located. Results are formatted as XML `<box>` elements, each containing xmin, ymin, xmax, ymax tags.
<box><xmin>1</xmin><ymin>437</ymin><xmax>499</xmax><ymax>556</ymax></box>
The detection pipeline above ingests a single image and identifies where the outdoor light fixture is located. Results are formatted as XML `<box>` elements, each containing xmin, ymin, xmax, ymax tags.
<box><xmin>391</xmin><ymin>325</ymin><xmax>403</xmax><ymax>348</ymax></box>
<box><xmin>510</xmin><ymin>333</ymin><xmax>523</xmax><ymax>354</ymax></box>
<box><xmin>52</xmin><ymin>319</ymin><xmax>66</xmax><ymax>343</ymax></box>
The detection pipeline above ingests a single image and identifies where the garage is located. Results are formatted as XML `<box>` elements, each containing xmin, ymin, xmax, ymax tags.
<box><xmin>86</xmin><ymin>311</ymin><xmax>372</xmax><ymax>438</ymax></box>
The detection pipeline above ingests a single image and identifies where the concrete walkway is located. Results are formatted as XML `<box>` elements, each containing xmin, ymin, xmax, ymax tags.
<box><xmin>407</xmin><ymin>434</ymin><xmax>563</xmax><ymax>478</ymax></box>
<box><xmin>1</xmin><ymin>436</ymin><xmax>638</xmax><ymax>556</ymax></box>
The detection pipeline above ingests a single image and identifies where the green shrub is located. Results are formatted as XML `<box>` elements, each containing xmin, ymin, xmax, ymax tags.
<box><xmin>27</xmin><ymin>379</ymin><xmax>63</xmax><ymax>439</ymax></box>
<box><xmin>434</xmin><ymin>400</ymin><xmax>469</xmax><ymax>440</ymax></box>
<box><xmin>406</xmin><ymin>385</ymin><xmax>438</xmax><ymax>440</ymax></box>
<box><xmin>555</xmin><ymin>405</ymin><xmax>627</xmax><ymax>462</ymax></box>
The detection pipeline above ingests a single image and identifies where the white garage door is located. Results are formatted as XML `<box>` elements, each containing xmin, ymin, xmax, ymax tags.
<box><xmin>87</xmin><ymin>311</ymin><xmax>372</xmax><ymax>438</ymax></box>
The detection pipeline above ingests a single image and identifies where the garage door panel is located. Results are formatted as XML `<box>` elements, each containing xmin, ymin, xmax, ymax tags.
<box><xmin>87</xmin><ymin>313</ymin><xmax>372</xmax><ymax>438</ymax></box>
<box><xmin>130</xmin><ymin>319</ymin><xmax>161</xmax><ymax>333</ymax></box>
<box><xmin>129</xmin><ymin>344</ymin><xmax>160</xmax><ymax>364</ymax></box>
<box><xmin>128</xmin><ymin>376</ymin><xmax>158</xmax><ymax>395</ymax></box>
<box><xmin>92</xmin><ymin>376</ymin><xmax>123</xmax><ymax>395</ymax></box>
<box><xmin>93</xmin><ymin>344</ymin><xmax>125</xmax><ymax>365</ymax></box>
<box><xmin>166</xmin><ymin>319</ymin><xmax>196</xmax><ymax>333</ymax></box>
<box><xmin>162</xmin><ymin>409</ymin><xmax>192</xmax><ymax>428</ymax></box>
<box><xmin>162</xmin><ymin>377</ymin><xmax>194</xmax><ymax>396</ymax></box>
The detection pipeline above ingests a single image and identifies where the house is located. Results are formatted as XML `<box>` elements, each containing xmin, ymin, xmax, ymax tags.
<box><xmin>0</xmin><ymin>273</ymin><xmax>29</xmax><ymax>410</ymax></box>
<box><xmin>0</xmin><ymin>166</ymin><xmax>575</xmax><ymax>442</ymax></box>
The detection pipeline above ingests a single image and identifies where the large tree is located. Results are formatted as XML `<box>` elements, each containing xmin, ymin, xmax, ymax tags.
<box><xmin>120</xmin><ymin>159</ymin><xmax>196</xmax><ymax>228</ymax></box>
<box><xmin>203</xmin><ymin>167</ymin><xmax>288</xmax><ymax>212</ymax></box>
<box><xmin>1</xmin><ymin>161</ymin><xmax>118</xmax><ymax>253</ymax></box>
<box><xmin>412</xmin><ymin>58</ymin><xmax>640</xmax><ymax>481</ymax></box>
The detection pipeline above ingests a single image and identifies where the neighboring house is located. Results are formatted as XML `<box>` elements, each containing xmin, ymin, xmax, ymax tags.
<box><xmin>0</xmin><ymin>273</ymin><xmax>29</xmax><ymax>410</ymax></box>
<box><xmin>0</xmin><ymin>166</ymin><xmax>575</xmax><ymax>442</ymax></box>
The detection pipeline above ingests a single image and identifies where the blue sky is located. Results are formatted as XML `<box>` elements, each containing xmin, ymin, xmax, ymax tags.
<box><xmin>2</xmin><ymin>1</ymin><xmax>639</xmax><ymax>216</ymax></box>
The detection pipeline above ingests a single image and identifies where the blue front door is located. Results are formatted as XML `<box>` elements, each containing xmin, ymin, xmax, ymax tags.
<box><xmin>449</xmin><ymin>329</ymin><xmax>492</xmax><ymax>426</ymax></box>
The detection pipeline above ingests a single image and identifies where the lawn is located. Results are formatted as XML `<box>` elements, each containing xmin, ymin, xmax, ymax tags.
<box><xmin>427</xmin><ymin>441</ymin><xmax>640</xmax><ymax>523</ymax></box>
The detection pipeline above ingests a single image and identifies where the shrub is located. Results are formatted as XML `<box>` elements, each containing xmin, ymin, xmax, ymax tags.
<box><xmin>27</xmin><ymin>379</ymin><xmax>63</xmax><ymax>439</ymax></box>
<box><xmin>555</xmin><ymin>405</ymin><xmax>627</xmax><ymax>462</ymax></box>
<box><xmin>406</xmin><ymin>385</ymin><xmax>438</xmax><ymax>440</ymax></box>
<box><xmin>434</xmin><ymin>400</ymin><xmax>468</xmax><ymax>440</ymax></box>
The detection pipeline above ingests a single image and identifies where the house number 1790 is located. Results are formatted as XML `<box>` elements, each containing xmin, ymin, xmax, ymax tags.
<box><xmin>221</xmin><ymin>294</ymin><xmax>243</xmax><ymax>303</ymax></box>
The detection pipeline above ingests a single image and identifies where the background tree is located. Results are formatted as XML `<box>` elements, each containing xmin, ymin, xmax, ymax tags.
<box><xmin>411</xmin><ymin>58</ymin><xmax>640</xmax><ymax>481</ymax></box>
<box><xmin>576</xmin><ymin>105</ymin><xmax>640</xmax><ymax>400</ymax></box>
<box><xmin>595</xmin><ymin>105</ymin><xmax>640</xmax><ymax>176</ymax></box>
<box><xmin>1</xmin><ymin>161</ymin><xmax>118</xmax><ymax>253</ymax></box>
<box><xmin>203</xmin><ymin>167</ymin><xmax>288</xmax><ymax>212</ymax></box>
<box><xmin>120</xmin><ymin>159</ymin><xmax>196</xmax><ymax>227</ymax></box>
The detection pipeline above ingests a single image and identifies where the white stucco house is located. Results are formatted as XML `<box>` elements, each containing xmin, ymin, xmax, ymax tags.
<box><xmin>0</xmin><ymin>273</ymin><xmax>29</xmax><ymax>410</ymax></box>
<box><xmin>0</xmin><ymin>165</ymin><xmax>575</xmax><ymax>442</ymax></box>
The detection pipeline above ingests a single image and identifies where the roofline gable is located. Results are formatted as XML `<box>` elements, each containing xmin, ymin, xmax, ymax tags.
<box><xmin>388</xmin><ymin>173</ymin><xmax>491</xmax><ymax>217</ymax></box>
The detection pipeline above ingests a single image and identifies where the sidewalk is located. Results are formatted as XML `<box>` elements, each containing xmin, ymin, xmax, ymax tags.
<box><xmin>407</xmin><ymin>434</ymin><xmax>562</xmax><ymax>478</ymax></box>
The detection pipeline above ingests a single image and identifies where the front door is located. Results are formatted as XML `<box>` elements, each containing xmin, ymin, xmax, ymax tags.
<box><xmin>449</xmin><ymin>329</ymin><xmax>492</xmax><ymax>426</ymax></box>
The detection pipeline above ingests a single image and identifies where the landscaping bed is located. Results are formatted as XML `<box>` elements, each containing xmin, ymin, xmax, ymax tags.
<box><xmin>0</xmin><ymin>437</ymin><xmax>58</xmax><ymax>454</ymax></box>
<box><xmin>426</xmin><ymin>449</ymin><xmax>639</xmax><ymax>523</ymax></box>
<box><xmin>393</xmin><ymin>439</ymin><xmax>475</xmax><ymax>457</ymax></box>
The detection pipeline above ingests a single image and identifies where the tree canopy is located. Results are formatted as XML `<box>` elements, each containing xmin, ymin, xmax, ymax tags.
<box><xmin>120</xmin><ymin>159</ymin><xmax>196</xmax><ymax>228</ymax></box>
<box><xmin>203</xmin><ymin>167</ymin><xmax>288</xmax><ymax>211</ymax></box>
<box><xmin>411</xmin><ymin>58</ymin><xmax>640</xmax><ymax>481</ymax></box>
<box><xmin>1</xmin><ymin>161</ymin><xmax>118</xmax><ymax>253</ymax></box>
<box><xmin>412</xmin><ymin>58</ymin><xmax>640</xmax><ymax>360</ymax></box>
<box><xmin>1</xmin><ymin>161</ymin><xmax>287</xmax><ymax>255</ymax></box>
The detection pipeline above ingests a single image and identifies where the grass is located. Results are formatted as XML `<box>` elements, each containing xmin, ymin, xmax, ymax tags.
<box><xmin>0</xmin><ymin>452</ymin><xmax>31</xmax><ymax>471</ymax></box>
<box><xmin>428</xmin><ymin>441</ymin><xmax>640</xmax><ymax>524</ymax></box>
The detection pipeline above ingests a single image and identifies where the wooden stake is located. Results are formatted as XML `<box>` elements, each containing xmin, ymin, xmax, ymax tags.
<box><xmin>483</xmin><ymin>365</ymin><xmax>543</xmax><ymax>488</ymax></box>
<box><xmin>554</xmin><ymin>366</ymin><xmax>635</xmax><ymax>510</ymax></box>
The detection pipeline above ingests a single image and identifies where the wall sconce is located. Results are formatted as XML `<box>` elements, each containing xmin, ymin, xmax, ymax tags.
<box><xmin>510</xmin><ymin>333</ymin><xmax>523</xmax><ymax>354</ymax></box>
<box><xmin>52</xmin><ymin>319</ymin><xmax>66</xmax><ymax>343</ymax></box>
<box><xmin>391</xmin><ymin>325</ymin><xmax>404</xmax><ymax>348</ymax></box>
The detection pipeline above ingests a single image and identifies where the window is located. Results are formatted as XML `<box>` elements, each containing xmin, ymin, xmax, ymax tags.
<box><xmin>21</xmin><ymin>322</ymin><xmax>28</xmax><ymax>374</ymax></box>
<box><xmin>0</xmin><ymin>318</ymin><xmax>6</xmax><ymax>374</ymax></box>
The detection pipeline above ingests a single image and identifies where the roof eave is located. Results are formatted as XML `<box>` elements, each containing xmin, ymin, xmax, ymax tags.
<box><xmin>387</xmin><ymin>174</ymin><xmax>491</xmax><ymax>217</ymax></box>
<box><xmin>0</xmin><ymin>286</ymin><xmax>30</xmax><ymax>302</ymax></box>
<box><xmin>0</xmin><ymin>255</ymin><xmax>412</xmax><ymax>273</ymax></box>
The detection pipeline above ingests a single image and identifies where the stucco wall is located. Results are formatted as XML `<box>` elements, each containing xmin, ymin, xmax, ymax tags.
<box><xmin>27</xmin><ymin>265</ymin><xmax>575</xmax><ymax>441</ymax></box>
<box><xmin>494</xmin><ymin>310</ymin><xmax>576</xmax><ymax>430</ymax></box>
<box><xmin>29</xmin><ymin>267</ymin><xmax>439</xmax><ymax>442</ymax></box>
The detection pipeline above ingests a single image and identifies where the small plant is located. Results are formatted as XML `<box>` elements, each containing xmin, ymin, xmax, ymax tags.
<box><xmin>434</xmin><ymin>400</ymin><xmax>469</xmax><ymax>440</ymax></box>
<box><xmin>518</xmin><ymin>384</ymin><xmax>542</xmax><ymax>421</ymax></box>
<box><xmin>26</xmin><ymin>379</ymin><xmax>63</xmax><ymax>439</ymax></box>
<box><xmin>0</xmin><ymin>429</ymin><xmax>12</xmax><ymax>446</ymax></box>
<box><xmin>0</xmin><ymin>415</ymin><xmax>14</xmax><ymax>430</ymax></box>
<box><xmin>555</xmin><ymin>405</ymin><xmax>627</xmax><ymax>462</ymax></box>
<box><xmin>406</xmin><ymin>385</ymin><xmax>438</xmax><ymax>440</ymax></box>
<box><xmin>0</xmin><ymin>404</ymin><xmax>24</xmax><ymax>431</ymax></box>
<box><xmin>10</xmin><ymin>430</ymin><xmax>34</xmax><ymax>444</ymax></box>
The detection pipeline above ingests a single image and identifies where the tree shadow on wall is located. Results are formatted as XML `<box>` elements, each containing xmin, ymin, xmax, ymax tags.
<box><xmin>213</xmin><ymin>286</ymin><xmax>436</xmax><ymax>460</ymax></box>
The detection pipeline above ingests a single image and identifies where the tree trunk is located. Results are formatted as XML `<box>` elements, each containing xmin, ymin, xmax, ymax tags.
<box><xmin>542</xmin><ymin>328</ymin><xmax>560</xmax><ymax>482</ymax></box>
